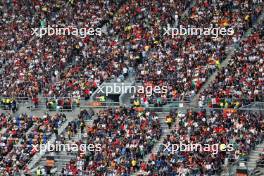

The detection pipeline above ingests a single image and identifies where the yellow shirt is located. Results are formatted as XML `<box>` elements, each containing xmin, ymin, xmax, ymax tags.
<box><xmin>6</xmin><ymin>99</ymin><xmax>11</xmax><ymax>104</ymax></box>
<box><xmin>36</xmin><ymin>169</ymin><xmax>41</xmax><ymax>176</ymax></box>
<box><xmin>131</xmin><ymin>160</ymin><xmax>137</xmax><ymax>166</ymax></box>
<box><xmin>245</xmin><ymin>15</ymin><xmax>250</xmax><ymax>21</ymax></box>
<box><xmin>134</xmin><ymin>100</ymin><xmax>140</xmax><ymax>106</ymax></box>
<box><xmin>99</xmin><ymin>96</ymin><xmax>105</xmax><ymax>102</ymax></box>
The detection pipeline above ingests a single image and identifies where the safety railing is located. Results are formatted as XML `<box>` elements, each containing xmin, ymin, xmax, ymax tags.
<box><xmin>1</xmin><ymin>96</ymin><xmax>264</xmax><ymax>112</ymax></box>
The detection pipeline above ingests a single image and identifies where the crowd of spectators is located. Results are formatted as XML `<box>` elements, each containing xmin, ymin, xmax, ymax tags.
<box><xmin>199</xmin><ymin>23</ymin><xmax>264</xmax><ymax>108</ymax></box>
<box><xmin>1</xmin><ymin>0</ymin><xmax>68</xmax><ymax>98</ymax></box>
<box><xmin>1</xmin><ymin>0</ymin><xmax>264</xmax><ymax>175</ymax></box>
<box><xmin>0</xmin><ymin>0</ymin><xmax>125</xmax><ymax>99</ymax></box>
<box><xmin>142</xmin><ymin>110</ymin><xmax>264</xmax><ymax>175</ymax></box>
<box><xmin>0</xmin><ymin>112</ymin><xmax>66</xmax><ymax>175</ymax></box>
<box><xmin>1</xmin><ymin>0</ymin><xmax>263</xmax><ymax>107</ymax></box>
<box><xmin>129</xmin><ymin>0</ymin><xmax>263</xmax><ymax>106</ymax></box>
<box><xmin>0</xmin><ymin>113</ymin><xmax>34</xmax><ymax>175</ymax></box>
<box><xmin>60</xmin><ymin>108</ymin><xmax>161</xmax><ymax>175</ymax></box>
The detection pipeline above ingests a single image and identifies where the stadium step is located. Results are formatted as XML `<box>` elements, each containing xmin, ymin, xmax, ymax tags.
<box><xmin>28</xmin><ymin>110</ymin><xmax>81</xmax><ymax>170</ymax></box>
<box><xmin>145</xmin><ymin>112</ymin><xmax>172</xmax><ymax>158</ymax></box>
<box><xmin>34</xmin><ymin>116</ymin><xmax>95</xmax><ymax>172</ymax></box>
<box><xmin>246</xmin><ymin>142</ymin><xmax>264</xmax><ymax>171</ymax></box>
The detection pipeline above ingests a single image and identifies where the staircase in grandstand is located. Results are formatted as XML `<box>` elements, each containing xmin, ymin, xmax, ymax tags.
<box><xmin>27</xmin><ymin>111</ymin><xmax>80</xmax><ymax>170</ymax></box>
<box><xmin>35</xmin><ymin>112</ymin><xmax>95</xmax><ymax>174</ymax></box>
<box><xmin>246</xmin><ymin>143</ymin><xmax>264</xmax><ymax>176</ymax></box>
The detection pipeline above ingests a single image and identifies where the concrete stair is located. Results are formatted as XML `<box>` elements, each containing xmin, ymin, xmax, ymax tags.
<box><xmin>28</xmin><ymin>110</ymin><xmax>81</xmax><ymax>170</ymax></box>
<box><xmin>132</xmin><ymin>112</ymin><xmax>180</xmax><ymax>176</ymax></box>
<box><xmin>34</xmin><ymin>117</ymin><xmax>94</xmax><ymax>173</ymax></box>
<box><xmin>246</xmin><ymin>143</ymin><xmax>264</xmax><ymax>174</ymax></box>
<box><xmin>144</xmin><ymin>112</ymin><xmax>170</xmax><ymax>157</ymax></box>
